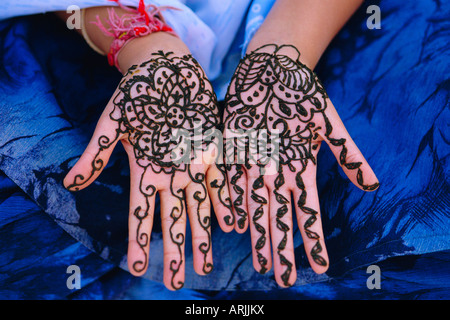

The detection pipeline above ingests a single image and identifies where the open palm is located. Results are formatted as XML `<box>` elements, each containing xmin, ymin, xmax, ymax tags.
<box><xmin>64</xmin><ymin>50</ymin><xmax>233</xmax><ymax>290</ymax></box>
<box><xmin>223</xmin><ymin>44</ymin><xmax>379</xmax><ymax>287</ymax></box>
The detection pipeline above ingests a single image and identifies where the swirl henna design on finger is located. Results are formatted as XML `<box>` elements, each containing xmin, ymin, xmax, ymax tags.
<box><xmin>66</xmin><ymin>133</ymin><xmax>121</xmax><ymax>191</ymax></box>
<box><xmin>132</xmin><ymin>173</ymin><xmax>157</xmax><ymax>273</ymax></box>
<box><xmin>251</xmin><ymin>167</ymin><xmax>268</xmax><ymax>274</ymax></box>
<box><xmin>224</xmin><ymin>44</ymin><xmax>379</xmax><ymax>283</ymax></box>
<box><xmin>273</xmin><ymin>168</ymin><xmax>293</xmax><ymax>285</ymax></box>
<box><xmin>209</xmin><ymin>163</ymin><xmax>235</xmax><ymax>227</ymax></box>
<box><xmin>295</xmin><ymin>169</ymin><xmax>327</xmax><ymax>267</ymax></box>
<box><xmin>231</xmin><ymin>164</ymin><xmax>247</xmax><ymax>229</ymax></box>
<box><xmin>67</xmin><ymin>51</ymin><xmax>226</xmax><ymax>290</ymax></box>
<box><xmin>168</xmin><ymin>175</ymin><xmax>185</xmax><ymax>290</ymax></box>
<box><xmin>188</xmin><ymin>169</ymin><xmax>213</xmax><ymax>274</ymax></box>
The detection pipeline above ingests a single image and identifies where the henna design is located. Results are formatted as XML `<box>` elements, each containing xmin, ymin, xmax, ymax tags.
<box><xmin>295</xmin><ymin>170</ymin><xmax>326</xmax><ymax>266</ymax></box>
<box><xmin>188</xmin><ymin>168</ymin><xmax>213</xmax><ymax>274</ymax></box>
<box><xmin>251</xmin><ymin>167</ymin><xmax>268</xmax><ymax>274</ymax></box>
<box><xmin>168</xmin><ymin>176</ymin><xmax>185</xmax><ymax>290</ymax></box>
<box><xmin>132</xmin><ymin>175</ymin><xmax>156</xmax><ymax>273</ymax></box>
<box><xmin>66</xmin><ymin>133</ymin><xmax>121</xmax><ymax>191</ymax></box>
<box><xmin>224</xmin><ymin>44</ymin><xmax>378</xmax><ymax>281</ymax></box>
<box><xmin>67</xmin><ymin>51</ymin><xmax>225</xmax><ymax>290</ymax></box>
<box><xmin>209</xmin><ymin>163</ymin><xmax>235</xmax><ymax>226</ymax></box>
<box><xmin>273</xmin><ymin>168</ymin><xmax>293</xmax><ymax>285</ymax></box>
<box><xmin>230</xmin><ymin>163</ymin><xmax>247</xmax><ymax>229</ymax></box>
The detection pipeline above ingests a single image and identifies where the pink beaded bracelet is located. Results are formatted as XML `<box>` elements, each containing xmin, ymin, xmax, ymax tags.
<box><xmin>91</xmin><ymin>0</ymin><xmax>179</xmax><ymax>72</ymax></box>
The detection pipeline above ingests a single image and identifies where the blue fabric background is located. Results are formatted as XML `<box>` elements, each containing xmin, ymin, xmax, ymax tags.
<box><xmin>0</xmin><ymin>0</ymin><xmax>449</xmax><ymax>298</ymax></box>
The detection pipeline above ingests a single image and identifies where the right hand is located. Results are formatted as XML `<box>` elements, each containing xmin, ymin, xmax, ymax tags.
<box><xmin>64</xmin><ymin>48</ymin><xmax>234</xmax><ymax>290</ymax></box>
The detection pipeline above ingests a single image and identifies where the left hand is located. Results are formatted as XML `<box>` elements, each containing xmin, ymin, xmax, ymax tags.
<box><xmin>223</xmin><ymin>43</ymin><xmax>379</xmax><ymax>287</ymax></box>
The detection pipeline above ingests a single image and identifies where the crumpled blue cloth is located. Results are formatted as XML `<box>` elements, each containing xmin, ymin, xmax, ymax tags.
<box><xmin>1</xmin><ymin>167</ymin><xmax>449</xmax><ymax>299</ymax></box>
<box><xmin>0</xmin><ymin>0</ymin><xmax>449</xmax><ymax>291</ymax></box>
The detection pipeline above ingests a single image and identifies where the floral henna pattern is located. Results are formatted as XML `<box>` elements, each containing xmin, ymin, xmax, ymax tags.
<box><xmin>224</xmin><ymin>44</ymin><xmax>379</xmax><ymax>285</ymax></box>
<box><xmin>66</xmin><ymin>51</ymin><xmax>232</xmax><ymax>290</ymax></box>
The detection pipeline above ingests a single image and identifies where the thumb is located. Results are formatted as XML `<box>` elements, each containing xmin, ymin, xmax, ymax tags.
<box><xmin>321</xmin><ymin>100</ymin><xmax>380</xmax><ymax>192</ymax></box>
<box><xmin>64</xmin><ymin>103</ymin><xmax>123</xmax><ymax>191</ymax></box>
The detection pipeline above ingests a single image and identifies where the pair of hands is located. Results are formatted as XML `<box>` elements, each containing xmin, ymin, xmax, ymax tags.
<box><xmin>63</xmin><ymin>42</ymin><xmax>379</xmax><ymax>290</ymax></box>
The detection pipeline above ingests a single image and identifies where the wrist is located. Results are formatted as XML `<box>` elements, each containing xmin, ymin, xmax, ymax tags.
<box><xmin>117</xmin><ymin>32</ymin><xmax>189</xmax><ymax>73</ymax></box>
<box><xmin>81</xmin><ymin>5</ymin><xmax>187</xmax><ymax>74</ymax></box>
<box><xmin>246</xmin><ymin>0</ymin><xmax>363</xmax><ymax>70</ymax></box>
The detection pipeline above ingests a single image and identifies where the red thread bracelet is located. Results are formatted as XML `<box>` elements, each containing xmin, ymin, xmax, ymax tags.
<box><xmin>92</xmin><ymin>0</ymin><xmax>179</xmax><ymax>72</ymax></box>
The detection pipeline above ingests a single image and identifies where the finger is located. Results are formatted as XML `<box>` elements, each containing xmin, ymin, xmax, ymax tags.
<box><xmin>127</xmin><ymin>163</ymin><xmax>157</xmax><ymax>276</ymax></box>
<box><xmin>246</xmin><ymin>167</ymin><xmax>272</xmax><ymax>274</ymax></box>
<box><xmin>159</xmin><ymin>187</ymin><xmax>187</xmax><ymax>291</ymax></box>
<box><xmin>206</xmin><ymin>164</ymin><xmax>234</xmax><ymax>233</ymax></box>
<box><xmin>185</xmin><ymin>172</ymin><xmax>214</xmax><ymax>276</ymax></box>
<box><xmin>226</xmin><ymin>164</ymin><xmax>249</xmax><ymax>233</ymax></box>
<box><xmin>321</xmin><ymin>100</ymin><xmax>379</xmax><ymax>192</ymax></box>
<box><xmin>63</xmin><ymin>104</ymin><xmax>122</xmax><ymax>191</ymax></box>
<box><xmin>293</xmin><ymin>167</ymin><xmax>329</xmax><ymax>275</ymax></box>
<box><xmin>268</xmin><ymin>171</ymin><xmax>297</xmax><ymax>287</ymax></box>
